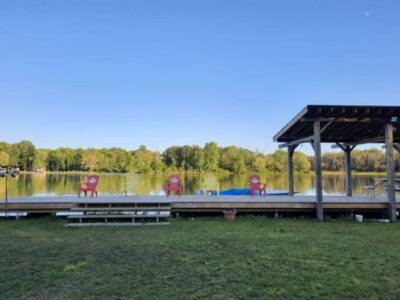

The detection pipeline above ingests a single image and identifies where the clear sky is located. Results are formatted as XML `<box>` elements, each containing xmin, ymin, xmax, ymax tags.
<box><xmin>1</xmin><ymin>1</ymin><xmax>399</xmax><ymax>153</ymax></box>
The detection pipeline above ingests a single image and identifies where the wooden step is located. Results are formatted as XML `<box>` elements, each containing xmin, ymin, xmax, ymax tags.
<box><xmin>71</xmin><ymin>206</ymin><xmax>171</xmax><ymax>211</ymax></box>
<box><xmin>75</xmin><ymin>203</ymin><xmax>171</xmax><ymax>206</ymax></box>
<box><xmin>67</xmin><ymin>214</ymin><xmax>169</xmax><ymax>219</ymax></box>
<box><xmin>65</xmin><ymin>222</ymin><xmax>170</xmax><ymax>227</ymax></box>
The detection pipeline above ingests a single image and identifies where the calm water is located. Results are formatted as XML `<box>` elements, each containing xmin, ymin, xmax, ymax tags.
<box><xmin>0</xmin><ymin>173</ymin><xmax>385</xmax><ymax>199</ymax></box>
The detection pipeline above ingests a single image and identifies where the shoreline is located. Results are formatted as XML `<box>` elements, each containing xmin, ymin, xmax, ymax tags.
<box><xmin>20</xmin><ymin>170</ymin><xmax>391</xmax><ymax>176</ymax></box>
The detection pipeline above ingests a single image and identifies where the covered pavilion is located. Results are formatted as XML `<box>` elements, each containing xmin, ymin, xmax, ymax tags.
<box><xmin>273</xmin><ymin>105</ymin><xmax>400</xmax><ymax>221</ymax></box>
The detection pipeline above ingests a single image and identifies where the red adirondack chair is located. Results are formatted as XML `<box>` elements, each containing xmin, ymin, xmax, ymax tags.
<box><xmin>164</xmin><ymin>175</ymin><xmax>183</xmax><ymax>197</ymax></box>
<box><xmin>77</xmin><ymin>175</ymin><xmax>100</xmax><ymax>197</ymax></box>
<box><xmin>248</xmin><ymin>175</ymin><xmax>267</xmax><ymax>197</ymax></box>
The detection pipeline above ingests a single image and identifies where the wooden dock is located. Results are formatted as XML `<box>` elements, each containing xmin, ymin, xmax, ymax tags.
<box><xmin>1</xmin><ymin>195</ymin><xmax>399</xmax><ymax>215</ymax></box>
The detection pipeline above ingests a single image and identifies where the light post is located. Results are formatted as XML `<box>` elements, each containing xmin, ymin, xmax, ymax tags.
<box><xmin>0</xmin><ymin>165</ymin><xmax>20</xmax><ymax>218</ymax></box>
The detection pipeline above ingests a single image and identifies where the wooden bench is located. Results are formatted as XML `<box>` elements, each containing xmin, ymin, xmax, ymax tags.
<box><xmin>66</xmin><ymin>200</ymin><xmax>171</xmax><ymax>226</ymax></box>
<box><xmin>364</xmin><ymin>178</ymin><xmax>400</xmax><ymax>198</ymax></box>
<box><xmin>364</xmin><ymin>185</ymin><xmax>377</xmax><ymax>198</ymax></box>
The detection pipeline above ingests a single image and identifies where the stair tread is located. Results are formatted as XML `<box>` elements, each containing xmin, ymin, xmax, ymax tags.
<box><xmin>67</xmin><ymin>214</ymin><xmax>170</xmax><ymax>219</ymax></box>
<box><xmin>71</xmin><ymin>207</ymin><xmax>171</xmax><ymax>211</ymax></box>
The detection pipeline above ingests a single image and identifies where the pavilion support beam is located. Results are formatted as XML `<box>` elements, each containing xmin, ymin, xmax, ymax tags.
<box><xmin>288</xmin><ymin>145</ymin><xmax>298</xmax><ymax>196</ymax></box>
<box><xmin>279</xmin><ymin>121</ymin><xmax>332</xmax><ymax>149</ymax></box>
<box><xmin>331</xmin><ymin>137</ymin><xmax>385</xmax><ymax>148</ymax></box>
<box><xmin>279</xmin><ymin>136</ymin><xmax>313</xmax><ymax>149</ymax></box>
<box><xmin>344</xmin><ymin>146</ymin><xmax>354</xmax><ymax>197</ymax></box>
<box><xmin>385</xmin><ymin>123</ymin><xmax>397</xmax><ymax>222</ymax></box>
<box><xmin>336</xmin><ymin>143</ymin><xmax>356</xmax><ymax>197</ymax></box>
<box><xmin>313</xmin><ymin>120</ymin><xmax>323</xmax><ymax>221</ymax></box>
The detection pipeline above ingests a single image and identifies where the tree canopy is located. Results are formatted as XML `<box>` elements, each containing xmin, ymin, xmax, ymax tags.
<box><xmin>0</xmin><ymin>140</ymin><xmax>397</xmax><ymax>173</ymax></box>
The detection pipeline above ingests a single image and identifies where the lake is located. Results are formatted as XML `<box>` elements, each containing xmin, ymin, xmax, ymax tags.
<box><xmin>0</xmin><ymin>172</ymin><xmax>385</xmax><ymax>199</ymax></box>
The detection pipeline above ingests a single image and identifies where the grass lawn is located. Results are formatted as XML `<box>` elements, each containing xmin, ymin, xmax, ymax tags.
<box><xmin>1</xmin><ymin>217</ymin><xmax>400</xmax><ymax>299</ymax></box>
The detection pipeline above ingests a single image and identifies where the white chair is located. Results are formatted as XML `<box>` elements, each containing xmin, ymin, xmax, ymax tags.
<box><xmin>124</xmin><ymin>173</ymin><xmax>140</xmax><ymax>196</ymax></box>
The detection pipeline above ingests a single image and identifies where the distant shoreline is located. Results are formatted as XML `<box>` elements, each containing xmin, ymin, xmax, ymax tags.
<box><xmin>20</xmin><ymin>170</ymin><xmax>390</xmax><ymax>176</ymax></box>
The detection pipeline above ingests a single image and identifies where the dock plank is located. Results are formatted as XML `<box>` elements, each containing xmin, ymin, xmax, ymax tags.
<box><xmin>65</xmin><ymin>222</ymin><xmax>170</xmax><ymax>227</ymax></box>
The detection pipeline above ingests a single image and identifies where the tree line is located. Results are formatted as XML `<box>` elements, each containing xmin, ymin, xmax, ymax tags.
<box><xmin>0</xmin><ymin>140</ymin><xmax>398</xmax><ymax>173</ymax></box>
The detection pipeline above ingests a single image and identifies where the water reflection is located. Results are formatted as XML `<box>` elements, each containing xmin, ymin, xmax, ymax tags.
<box><xmin>0</xmin><ymin>172</ymin><xmax>388</xmax><ymax>199</ymax></box>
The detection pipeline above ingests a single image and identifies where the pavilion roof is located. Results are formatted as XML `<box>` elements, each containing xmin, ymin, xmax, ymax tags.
<box><xmin>273</xmin><ymin>105</ymin><xmax>400</xmax><ymax>145</ymax></box>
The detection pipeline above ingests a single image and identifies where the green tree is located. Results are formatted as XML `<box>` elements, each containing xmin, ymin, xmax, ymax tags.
<box><xmin>162</xmin><ymin>146</ymin><xmax>181</xmax><ymax>170</ymax></box>
<box><xmin>0</xmin><ymin>151</ymin><xmax>10</xmax><ymax>166</ymax></box>
<box><xmin>269</xmin><ymin>150</ymin><xmax>287</xmax><ymax>172</ymax></box>
<box><xmin>13</xmin><ymin>141</ymin><xmax>36</xmax><ymax>170</ymax></box>
<box><xmin>203</xmin><ymin>142</ymin><xmax>219</xmax><ymax>172</ymax></box>
<box><xmin>180</xmin><ymin>145</ymin><xmax>192</xmax><ymax>170</ymax></box>
<box><xmin>33</xmin><ymin>149</ymin><xmax>49</xmax><ymax>170</ymax></box>
<box><xmin>8</xmin><ymin>144</ymin><xmax>21</xmax><ymax>165</ymax></box>
<box><xmin>151</xmin><ymin>151</ymin><xmax>166</xmax><ymax>172</ymax></box>
<box><xmin>109</xmin><ymin>148</ymin><xmax>129</xmax><ymax>172</ymax></box>
<box><xmin>293</xmin><ymin>151</ymin><xmax>311</xmax><ymax>172</ymax></box>
<box><xmin>132</xmin><ymin>146</ymin><xmax>156</xmax><ymax>173</ymax></box>
<box><xmin>82</xmin><ymin>150</ymin><xmax>98</xmax><ymax>171</ymax></box>
<box><xmin>322</xmin><ymin>152</ymin><xmax>343</xmax><ymax>171</ymax></box>
<box><xmin>220</xmin><ymin>146</ymin><xmax>247</xmax><ymax>173</ymax></box>
<box><xmin>190</xmin><ymin>146</ymin><xmax>204</xmax><ymax>170</ymax></box>
<box><xmin>0</xmin><ymin>142</ymin><xmax>10</xmax><ymax>154</ymax></box>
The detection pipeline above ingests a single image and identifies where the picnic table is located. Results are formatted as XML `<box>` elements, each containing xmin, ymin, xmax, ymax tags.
<box><xmin>364</xmin><ymin>178</ymin><xmax>400</xmax><ymax>197</ymax></box>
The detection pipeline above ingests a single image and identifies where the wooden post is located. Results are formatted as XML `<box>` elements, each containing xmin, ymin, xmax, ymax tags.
<box><xmin>288</xmin><ymin>145</ymin><xmax>297</xmax><ymax>196</ymax></box>
<box><xmin>344</xmin><ymin>146</ymin><xmax>353</xmax><ymax>197</ymax></box>
<box><xmin>313</xmin><ymin>120</ymin><xmax>323</xmax><ymax>221</ymax></box>
<box><xmin>385</xmin><ymin>123</ymin><xmax>397</xmax><ymax>222</ymax></box>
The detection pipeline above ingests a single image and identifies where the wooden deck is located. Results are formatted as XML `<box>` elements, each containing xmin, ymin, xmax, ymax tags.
<box><xmin>0</xmin><ymin>195</ymin><xmax>399</xmax><ymax>214</ymax></box>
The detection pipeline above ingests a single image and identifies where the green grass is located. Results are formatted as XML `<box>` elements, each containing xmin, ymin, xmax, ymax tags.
<box><xmin>1</xmin><ymin>217</ymin><xmax>400</xmax><ymax>299</ymax></box>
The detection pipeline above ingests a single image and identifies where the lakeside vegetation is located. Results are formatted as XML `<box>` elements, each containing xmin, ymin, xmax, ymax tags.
<box><xmin>1</xmin><ymin>217</ymin><xmax>400</xmax><ymax>299</ymax></box>
<box><xmin>0</xmin><ymin>140</ymin><xmax>398</xmax><ymax>174</ymax></box>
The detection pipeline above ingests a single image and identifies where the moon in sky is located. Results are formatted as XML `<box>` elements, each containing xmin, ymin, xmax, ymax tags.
<box><xmin>365</xmin><ymin>11</ymin><xmax>370</xmax><ymax>17</ymax></box>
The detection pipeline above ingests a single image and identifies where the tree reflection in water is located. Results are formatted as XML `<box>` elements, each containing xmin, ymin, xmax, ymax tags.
<box><xmin>0</xmin><ymin>172</ymin><xmax>390</xmax><ymax>199</ymax></box>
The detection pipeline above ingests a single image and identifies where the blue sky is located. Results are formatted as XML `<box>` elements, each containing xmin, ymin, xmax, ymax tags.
<box><xmin>1</xmin><ymin>1</ymin><xmax>399</xmax><ymax>153</ymax></box>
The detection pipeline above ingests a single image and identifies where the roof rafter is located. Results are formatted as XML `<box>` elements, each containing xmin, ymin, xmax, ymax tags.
<box><xmin>278</xmin><ymin>121</ymin><xmax>332</xmax><ymax>148</ymax></box>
